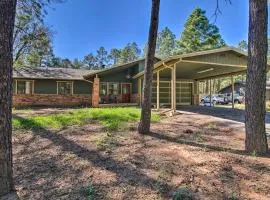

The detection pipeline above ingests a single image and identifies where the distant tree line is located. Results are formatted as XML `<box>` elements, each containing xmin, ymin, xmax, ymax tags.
<box><xmin>17</xmin><ymin>6</ymin><xmax>268</xmax><ymax>71</ymax></box>
<box><xmin>49</xmin><ymin>42</ymin><xmax>142</xmax><ymax>70</ymax></box>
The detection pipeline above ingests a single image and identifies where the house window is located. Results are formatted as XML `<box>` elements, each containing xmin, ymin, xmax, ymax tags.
<box><xmin>99</xmin><ymin>82</ymin><xmax>120</xmax><ymax>104</ymax></box>
<box><xmin>100</xmin><ymin>83</ymin><xmax>107</xmax><ymax>96</ymax></box>
<box><xmin>108</xmin><ymin>83</ymin><xmax>119</xmax><ymax>95</ymax></box>
<box><xmin>57</xmin><ymin>81</ymin><xmax>73</xmax><ymax>95</ymax></box>
<box><xmin>16</xmin><ymin>80</ymin><xmax>34</xmax><ymax>94</ymax></box>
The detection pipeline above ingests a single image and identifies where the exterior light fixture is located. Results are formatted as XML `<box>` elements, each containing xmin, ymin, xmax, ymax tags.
<box><xmin>126</xmin><ymin>74</ymin><xmax>131</xmax><ymax>79</ymax></box>
<box><xmin>197</xmin><ymin>68</ymin><xmax>214</xmax><ymax>74</ymax></box>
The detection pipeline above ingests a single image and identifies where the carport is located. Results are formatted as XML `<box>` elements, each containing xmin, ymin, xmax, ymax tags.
<box><xmin>133</xmin><ymin>47</ymin><xmax>248</xmax><ymax>113</ymax></box>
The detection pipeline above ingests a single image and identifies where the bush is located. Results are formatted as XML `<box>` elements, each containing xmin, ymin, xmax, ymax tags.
<box><xmin>172</xmin><ymin>186</ymin><xmax>193</xmax><ymax>200</ymax></box>
<box><xmin>83</xmin><ymin>182</ymin><xmax>96</xmax><ymax>200</ymax></box>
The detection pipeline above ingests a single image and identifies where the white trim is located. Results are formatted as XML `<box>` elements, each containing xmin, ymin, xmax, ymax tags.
<box><xmin>56</xmin><ymin>81</ymin><xmax>74</xmax><ymax>95</ymax></box>
<box><xmin>15</xmin><ymin>79</ymin><xmax>34</xmax><ymax>95</ymax></box>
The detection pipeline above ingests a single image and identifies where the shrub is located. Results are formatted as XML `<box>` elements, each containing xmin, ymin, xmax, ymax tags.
<box><xmin>84</xmin><ymin>182</ymin><xmax>96</xmax><ymax>200</ymax></box>
<box><xmin>172</xmin><ymin>186</ymin><xmax>193</xmax><ymax>200</ymax></box>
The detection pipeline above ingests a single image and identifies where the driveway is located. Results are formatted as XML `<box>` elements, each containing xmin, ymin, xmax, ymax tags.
<box><xmin>177</xmin><ymin>105</ymin><xmax>270</xmax><ymax>133</ymax></box>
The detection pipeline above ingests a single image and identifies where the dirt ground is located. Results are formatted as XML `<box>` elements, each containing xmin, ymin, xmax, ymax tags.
<box><xmin>12</xmin><ymin>108</ymin><xmax>270</xmax><ymax>200</ymax></box>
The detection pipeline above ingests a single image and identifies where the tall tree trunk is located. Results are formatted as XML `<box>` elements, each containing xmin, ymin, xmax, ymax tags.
<box><xmin>0</xmin><ymin>0</ymin><xmax>17</xmax><ymax>196</ymax></box>
<box><xmin>138</xmin><ymin>0</ymin><xmax>160</xmax><ymax>134</ymax></box>
<box><xmin>245</xmin><ymin>0</ymin><xmax>268</xmax><ymax>154</ymax></box>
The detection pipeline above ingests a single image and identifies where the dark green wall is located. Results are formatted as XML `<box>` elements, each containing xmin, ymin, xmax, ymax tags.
<box><xmin>99</xmin><ymin>64</ymin><xmax>139</xmax><ymax>94</ymax></box>
<box><xmin>14</xmin><ymin>79</ymin><xmax>92</xmax><ymax>95</ymax></box>
<box><xmin>34</xmin><ymin>79</ymin><xmax>57</xmax><ymax>94</ymax></box>
<box><xmin>74</xmin><ymin>80</ymin><xmax>92</xmax><ymax>94</ymax></box>
<box><xmin>132</xmin><ymin>79</ymin><xmax>138</xmax><ymax>94</ymax></box>
<box><xmin>100</xmin><ymin>70</ymin><xmax>132</xmax><ymax>83</ymax></box>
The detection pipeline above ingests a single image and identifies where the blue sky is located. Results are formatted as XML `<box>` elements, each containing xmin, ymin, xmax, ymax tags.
<box><xmin>45</xmin><ymin>0</ymin><xmax>251</xmax><ymax>60</ymax></box>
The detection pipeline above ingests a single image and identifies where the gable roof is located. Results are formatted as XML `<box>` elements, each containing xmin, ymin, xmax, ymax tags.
<box><xmin>13</xmin><ymin>67</ymin><xmax>97</xmax><ymax>80</ymax></box>
<box><xmin>84</xmin><ymin>57</ymin><xmax>161</xmax><ymax>79</ymax></box>
<box><xmin>133</xmin><ymin>47</ymin><xmax>248</xmax><ymax>79</ymax></box>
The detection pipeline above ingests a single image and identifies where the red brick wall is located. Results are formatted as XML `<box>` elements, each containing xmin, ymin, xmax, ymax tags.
<box><xmin>92</xmin><ymin>77</ymin><xmax>100</xmax><ymax>107</ymax></box>
<box><xmin>13</xmin><ymin>94</ymin><xmax>91</xmax><ymax>107</ymax></box>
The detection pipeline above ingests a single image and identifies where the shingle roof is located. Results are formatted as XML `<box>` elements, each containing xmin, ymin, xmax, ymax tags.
<box><xmin>84</xmin><ymin>57</ymin><xmax>161</xmax><ymax>79</ymax></box>
<box><xmin>13</xmin><ymin>67</ymin><xmax>97</xmax><ymax>80</ymax></box>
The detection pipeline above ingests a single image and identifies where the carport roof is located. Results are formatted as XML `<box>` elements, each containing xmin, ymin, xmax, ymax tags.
<box><xmin>133</xmin><ymin>47</ymin><xmax>252</xmax><ymax>80</ymax></box>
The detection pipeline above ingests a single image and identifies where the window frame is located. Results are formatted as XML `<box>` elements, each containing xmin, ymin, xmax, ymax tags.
<box><xmin>56</xmin><ymin>81</ymin><xmax>74</xmax><ymax>95</ymax></box>
<box><xmin>99</xmin><ymin>82</ymin><xmax>132</xmax><ymax>104</ymax></box>
<box><xmin>15</xmin><ymin>79</ymin><xmax>35</xmax><ymax>95</ymax></box>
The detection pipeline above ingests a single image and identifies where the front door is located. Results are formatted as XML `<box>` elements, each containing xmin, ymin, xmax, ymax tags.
<box><xmin>121</xmin><ymin>83</ymin><xmax>131</xmax><ymax>103</ymax></box>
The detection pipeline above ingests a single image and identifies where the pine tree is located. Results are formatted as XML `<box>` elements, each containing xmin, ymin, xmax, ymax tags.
<box><xmin>120</xmin><ymin>42</ymin><xmax>141</xmax><ymax>63</ymax></box>
<box><xmin>0</xmin><ymin>0</ymin><xmax>17</xmax><ymax>196</ymax></box>
<box><xmin>238</xmin><ymin>40</ymin><xmax>248</xmax><ymax>51</ymax></box>
<box><xmin>138</xmin><ymin>0</ymin><xmax>160</xmax><ymax>134</ymax></box>
<box><xmin>109</xmin><ymin>48</ymin><xmax>121</xmax><ymax>65</ymax></box>
<box><xmin>156</xmin><ymin>27</ymin><xmax>176</xmax><ymax>58</ymax></box>
<box><xmin>177</xmin><ymin>8</ymin><xmax>225</xmax><ymax>54</ymax></box>
<box><xmin>96</xmin><ymin>46</ymin><xmax>108</xmax><ymax>68</ymax></box>
<box><xmin>245</xmin><ymin>0</ymin><xmax>268</xmax><ymax>154</ymax></box>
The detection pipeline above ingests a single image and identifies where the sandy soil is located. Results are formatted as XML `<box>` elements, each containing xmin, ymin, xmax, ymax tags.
<box><xmin>12</xmin><ymin>109</ymin><xmax>270</xmax><ymax>200</ymax></box>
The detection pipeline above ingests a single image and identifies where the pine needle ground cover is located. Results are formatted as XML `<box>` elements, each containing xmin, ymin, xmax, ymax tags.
<box><xmin>12</xmin><ymin>107</ymin><xmax>270</xmax><ymax>199</ymax></box>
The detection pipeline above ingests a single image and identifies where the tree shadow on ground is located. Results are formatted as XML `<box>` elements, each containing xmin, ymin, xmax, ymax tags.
<box><xmin>146</xmin><ymin>131</ymin><xmax>270</xmax><ymax>158</ymax></box>
<box><xmin>13</xmin><ymin>115</ymin><xmax>175</xmax><ymax>199</ymax></box>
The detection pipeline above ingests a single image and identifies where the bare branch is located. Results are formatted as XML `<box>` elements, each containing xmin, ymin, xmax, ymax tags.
<box><xmin>213</xmin><ymin>0</ymin><xmax>232</xmax><ymax>22</ymax></box>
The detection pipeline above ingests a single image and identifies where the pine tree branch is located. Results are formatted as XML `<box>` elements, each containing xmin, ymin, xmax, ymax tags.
<box><xmin>213</xmin><ymin>0</ymin><xmax>232</xmax><ymax>22</ymax></box>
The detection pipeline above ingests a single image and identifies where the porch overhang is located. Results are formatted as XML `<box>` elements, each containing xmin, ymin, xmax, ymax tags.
<box><xmin>133</xmin><ymin>47</ymin><xmax>251</xmax><ymax>81</ymax></box>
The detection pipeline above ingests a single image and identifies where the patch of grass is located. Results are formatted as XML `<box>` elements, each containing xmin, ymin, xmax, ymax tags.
<box><xmin>157</xmin><ymin>163</ymin><xmax>174</xmax><ymax>181</ymax></box>
<box><xmin>251</xmin><ymin>150</ymin><xmax>257</xmax><ymax>157</ymax></box>
<box><xmin>155</xmin><ymin>182</ymin><xmax>170</xmax><ymax>195</ymax></box>
<box><xmin>206</xmin><ymin>122</ymin><xmax>217</xmax><ymax>131</ymax></box>
<box><xmin>225</xmin><ymin>191</ymin><xmax>241</xmax><ymax>200</ymax></box>
<box><xmin>194</xmin><ymin>131</ymin><xmax>204</xmax><ymax>143</ymax></box>
<box><xmin>95</xmin><ymin>132</ymin><xmax>117</xmax><ymax>151</ymax></box>
<box><xmin>172</xmin><ymin>186</ymin><xmax>193</xmax><ymax>200</ymax></box>
<box><xmin>83</xmin><ymin>182</ymin><xmax>97</xmax><ymax>200</ymax></box>
<box><xmin>13</xmin><ymin>107</ymin><xmax>160</xmax><ymax>131</ymax></box>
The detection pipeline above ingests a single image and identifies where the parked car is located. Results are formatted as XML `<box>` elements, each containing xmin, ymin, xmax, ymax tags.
<box><xmin>200</xmin><ymin>94</ymin><xmax>228</xmax><ymax>105</ymax></box>
<box><xmin>224</xmin><ymin>93</ymin><xmax>245</xmax><ymax>104</ymax></box>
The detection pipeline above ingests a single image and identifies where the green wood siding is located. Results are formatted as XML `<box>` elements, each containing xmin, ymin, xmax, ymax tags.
<box><xmin>99</xmin><ymin>64</ymin><xmax>140</xmax><ymax>94</ymax></box>
<box><xmin>99</xmin><ymin>64</ymin><xmax>138</xmax><ymax>82</ymax></box>
<box><xmin>184</xmin><ymin>52</ymin><xmax>247</xmax><ymax>66</ymax></box>
<box><xmin>132</xmin><ymin>79</ymin><xmax>138</xmax><ymax>94</ymax></box>
<box><xmin>34</xmin><ymin>79</ymin><xmax>57</xmax><ymax>94</ymax></box>
<box><xmin>13</xmin><ymin>79</ymin><xmax>92</xmax><ymax>95</ymax></box>
<box><xmin>73</xmin><ymin>80</ymin><xmax>92</xmax><ymax>95</ymax></box>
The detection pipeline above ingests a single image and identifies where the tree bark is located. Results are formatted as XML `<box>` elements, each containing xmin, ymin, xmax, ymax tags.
<box><xmin>138</xmin><ymin>0</ymin><xmax>160</xmax><ymax>134</ymax></box>
<box><xmin>245</xmin><ymin>0</ymin><xmax>268</xmax><ymax>154</ymax></box>
<box><xmin>0</xmin><ymin>0</ymin><xmax>17</xmax><ymax>196</ymax></box>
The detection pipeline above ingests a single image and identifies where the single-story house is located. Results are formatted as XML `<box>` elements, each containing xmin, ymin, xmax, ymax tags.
<box><xmin>13</xmin><ymin>47</ymin><xmax>257</xmax><ymax>108</ymax></box>
<box><xmin>13</xmin><ymin>67</ymin><xmax>94</xmax><ymax>107</ymax></box>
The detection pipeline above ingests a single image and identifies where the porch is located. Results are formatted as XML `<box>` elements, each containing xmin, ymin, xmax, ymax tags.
<box><xmin>134</xmin><ymin>47</ymin><xmax>249</xmax><ymax>112</ymax></box>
